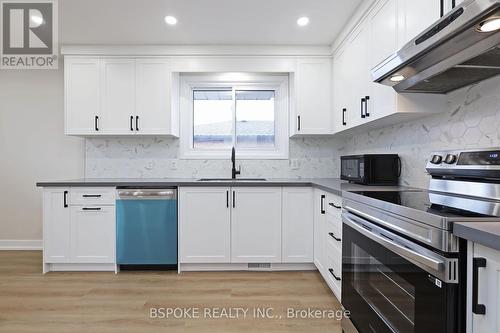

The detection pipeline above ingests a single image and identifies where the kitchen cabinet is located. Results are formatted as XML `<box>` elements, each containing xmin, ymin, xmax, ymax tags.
<box><xmin>468</xmin><ymin>242</ymin><xmax>500</xmax><ymax>333</ymax></box>
<box><xmin>43</xmin><ymin>188</ymin><xmax>71</xmax><ymax>263</ymax></box>
<box><xmin>291</xmin><ymin>57</ymin><xmax>332</xmax><ymax>136</ymax></box>
<box><xmin>178</xmin><ymin>187</ymin><xmax>231</xmax><ymax>263</ymax></box>
<box><xmin>313</xmin><ymin>189</ymin><xmax>327</xmax><ymax>274</ymax></box>
<box><xmin>101</xmin><ymin>58</ymin><xmax>136</xmax><ymax>134</ymax></box>
<box><xmin>282</xmin><ymin>187</ymin><xmax>313</xmax><ymax>263</ymax></box>
<box><xmin>42</xmin><ymin>187</ymin><xmax>116</xmax><ymax>272</ymax></box>
<box><xmin>398</xmin><ymin>0</ymin><xmax>440</xmax><ymax>46</ymax></box>
<box><xmin>64</xmin><ymin>58</ymin><xmax>101</xmax><ymax>135</ymax></box>
<box><xmin>64</xmin><ymin>56</ymin><xmax>179</xmax><ymax>136</ymax></box>
<box><xmin>70</xmin><ymin>206</ymin><xmax>115</xmax><ymax>263</ymax></box>
<box><xmin>231</xmin><ymin>187</ymin><xmax>282</xmax><ymax>263</ymax></box>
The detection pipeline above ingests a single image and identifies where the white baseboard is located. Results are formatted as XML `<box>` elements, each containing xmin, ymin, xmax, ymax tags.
<box><xmin>0</xmin><ymin>240</ymin><xmax>42</xmax><ymax>250</ymax></box>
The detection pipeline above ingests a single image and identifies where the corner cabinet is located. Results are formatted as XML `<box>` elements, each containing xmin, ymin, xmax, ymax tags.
<box><xmin>64</xmin><ymin>56</ymin><xmax>179</xmax><ymax>136</ymax></box>
<box><xmin>290</xmin><ymin>57</ymin><xmax>333</xmax><ymax>136</ymax></box>
<box><xmin>333</xmin><ymin>0</ymin><xmax>445</xmax><ymax>133</ymax></box>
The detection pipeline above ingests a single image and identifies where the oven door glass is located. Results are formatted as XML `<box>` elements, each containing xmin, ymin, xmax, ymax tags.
<box><xmin>342</xmin><ymin>223</ymin><xmax>458</xmax><ymax>333</ymax></box>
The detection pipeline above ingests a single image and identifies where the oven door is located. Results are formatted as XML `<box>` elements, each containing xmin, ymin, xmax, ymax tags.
<box><xmin>342</xmin><ymin>211</ymin><xmax>460</xmax><ymax>333</ymax></box>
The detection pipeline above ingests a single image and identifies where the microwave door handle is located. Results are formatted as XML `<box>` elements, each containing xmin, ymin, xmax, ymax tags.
<box><xmin>343</xmin><ymin>213</ymin><xmax>444</xmax><ymax>274</ymax></box>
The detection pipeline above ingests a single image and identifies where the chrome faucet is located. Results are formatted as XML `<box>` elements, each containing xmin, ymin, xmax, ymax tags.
<box><xmin>231</xmin><ymin>147</ymin><xmax>241</xmax><ymax>179</ymax></box>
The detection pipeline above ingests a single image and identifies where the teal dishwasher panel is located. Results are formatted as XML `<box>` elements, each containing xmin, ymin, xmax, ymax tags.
<box><xmin>116</xmin><ymin>199</ymin><xmax>177</xmax><ymax>265</ymax></box>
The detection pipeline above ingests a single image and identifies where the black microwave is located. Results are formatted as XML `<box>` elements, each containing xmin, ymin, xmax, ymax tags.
<box><xmin>340</xmin><ymin>154</ymin><xmax>401</xmax><ymax>185</ymax></box>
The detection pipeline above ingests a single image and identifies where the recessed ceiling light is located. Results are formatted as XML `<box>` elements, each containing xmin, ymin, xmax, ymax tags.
<box><xmin>297</xmin><ymin>17</ymin><xmax>310</xmax><ymax>27</ymax></box>
<box><xmin>477</xmin><ymin>17</ymin><xmax>500</xmax><ymax>32</ymax></box>
<box><xmin>390</xmin><ymin>74</ymin><xmax>405</xmax><ymax>82</ymax></box>
<box><xmin>164</xmin><ymin>15</ymin><xmax>178</xmax><ymax>25</ymax></box>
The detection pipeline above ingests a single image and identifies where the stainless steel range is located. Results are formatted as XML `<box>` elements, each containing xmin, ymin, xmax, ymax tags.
<box><xmin>341</xmin><ymin>148</ymin><xmax>500</xmax><ymax>333</ymax></box>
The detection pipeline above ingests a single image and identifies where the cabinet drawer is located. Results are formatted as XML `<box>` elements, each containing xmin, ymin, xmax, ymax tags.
<box><xmin>325</xmin><ymin>252</ymin><xmax>342</xmax><ymax>300</ymax></box>
<box><xmin>326</xmin><ymin>194</ymin><xmax>342</xmax><ymax>218</ymax></box>
<box><xmin>70</xmin><ymin>188</ymin><xmax>116</xmax><ymax>205</ymax></box>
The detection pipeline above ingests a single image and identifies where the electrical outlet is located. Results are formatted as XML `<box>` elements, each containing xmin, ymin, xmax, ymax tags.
<box><xmin>290</xmin><ymin>159</ymin><xmax>299</xmax><ymax>170</ymax></box>
<box><xmin>170</xmin><ymin>160</ymin><xmax>178</xmax><ymax>170</ymax></box>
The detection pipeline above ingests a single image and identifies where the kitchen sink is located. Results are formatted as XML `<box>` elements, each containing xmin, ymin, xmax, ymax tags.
<box><xmin>198</xmin><ymin>178</ymin><xmax>267</xmax><ymax>182</ymax></box>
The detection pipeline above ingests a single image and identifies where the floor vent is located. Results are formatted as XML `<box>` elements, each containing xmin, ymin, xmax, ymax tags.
<box><xmin>248</xmin><ymin>263</ymin><xmax>271</xmax><ymax>270</ymax></box>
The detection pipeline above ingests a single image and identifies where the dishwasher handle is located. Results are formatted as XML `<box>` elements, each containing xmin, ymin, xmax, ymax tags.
<box><xmin>117</xmin><ymin>189</ymin><xmax>177</xmax><ymax>200</ymax></box>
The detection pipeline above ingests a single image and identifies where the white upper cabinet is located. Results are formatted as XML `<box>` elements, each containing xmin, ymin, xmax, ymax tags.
<box><xmin>291</xmin><ymin>57</ymin><xmax>332</xmax><ymax>136</ymax></box>
<box><xmin>136</xmin><ymin>59</ymin><xmax>179</xmax><ymax>136</ymax></box>
<box><xmin>101</xmin><ymin>58</ymin><xmax>136</xmax><ymax>135</ymax></box>
<box><xmin>231</xmin><ymin>187</ymin><xmax>282</xmax><ymax>263</ymax></box>
<box><xmin>282</xmin><ymin>187</ymin><xmax>313</xmax><ymax>263</ymax></box>
<box><xmin>64</xmin><ymin>56</ymin><xmax>179</xmax><ymax>136</ymax></box>
<box><xmin>398</xmin><ymin>0</ymin><xmax>440</xmax><ymax>47</ymax></box>
<box><xmin>65</xmin><ymin>58</ymin><xmax>101</xmax><ymax>135</ymax></box>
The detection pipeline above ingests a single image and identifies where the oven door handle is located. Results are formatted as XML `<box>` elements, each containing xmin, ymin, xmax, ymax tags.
<box><xmin>343</xmin><ymin>213</ymin><xmax>445</xmax><ymax>275</ymax></box>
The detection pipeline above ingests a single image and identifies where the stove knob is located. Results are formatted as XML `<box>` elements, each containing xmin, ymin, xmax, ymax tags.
<box><xmin>430</xmin><ymin>154</ymin><xmax>443</xmax><ymax>164</ymax></box>
<box><xmin>444</xmin><ymin>154</ymin><xmax>457</xmax><ymax>164</ymax></box>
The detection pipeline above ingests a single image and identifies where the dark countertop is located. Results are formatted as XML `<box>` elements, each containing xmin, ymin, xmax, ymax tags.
<box><xmin>36</xmin><ymin>178</ymin><xmax>417</xmax><ymax>196</ymax></box>
<box><xmin>454</xmin><ymin>222</ymin><xmax>500</xmax><ymax>252</ymax></box>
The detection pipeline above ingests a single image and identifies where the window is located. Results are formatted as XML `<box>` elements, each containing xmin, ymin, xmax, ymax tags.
<box><xmin>180</xmin><ymin>74</ymin><xmax>289</xmax><ymax>159</ymax></box>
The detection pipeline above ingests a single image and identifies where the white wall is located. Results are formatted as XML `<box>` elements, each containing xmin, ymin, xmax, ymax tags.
<box><xmin>0</xmin><ymin>66</ymin><xmax>84</xmax><ymax>243</ymax></box>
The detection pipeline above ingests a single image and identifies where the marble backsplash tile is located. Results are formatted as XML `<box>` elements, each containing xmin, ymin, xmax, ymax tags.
<box><xmin>85</xmin><ymin>76</ymin><xmax>500</xmax><ymax>189</ymax></box>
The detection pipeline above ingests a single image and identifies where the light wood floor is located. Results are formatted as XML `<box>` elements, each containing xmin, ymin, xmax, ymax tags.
<box><xmin>0</xmin><ymin>251</ymin><xmax>343</xmax><ymax>333</ymax></box>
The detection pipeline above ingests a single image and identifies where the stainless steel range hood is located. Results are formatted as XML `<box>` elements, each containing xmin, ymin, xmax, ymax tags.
<box><xmin>372</xmin><ymin>0</ymin><xmax>500</xmax><ymax>94</ymax></box>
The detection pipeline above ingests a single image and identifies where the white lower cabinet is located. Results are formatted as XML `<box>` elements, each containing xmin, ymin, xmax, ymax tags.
<box><xmin>42</xmin><ymin>187</ymin><xmax>116</xmax><ymax>272</ymax></box>
<box><xmin>70</xmin><ymin>206</ymin><xmax>115</xmax><ymax>263</ymax></box>
<box><xmin>179</xmin><ymin>187</ymin><xmax>231</xmax><ymax>263</ymax></box>
<box><xmin>231</xmin><ymin>187</ymin><xmax>282</xmax><ymax>263</ymax></box>
<box><xmin>468</xmin><ymin>242</ymin><xmax>500</xmax><ymax>333</ymax></box>
<box><xmin>313</xmin><ymin>189</ymin><xmax>327</xmax><ymax>274</ymax></box>
<box><xmin>282</xmin><ymin>187</ymin><xmax>314</xmax><ymax>263</ymax></box>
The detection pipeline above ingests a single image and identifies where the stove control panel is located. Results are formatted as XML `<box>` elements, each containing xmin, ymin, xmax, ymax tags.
<box><xmin>426</xmin><ymin>148</ymin><xmax>500</xmax><ymax>177</ymax></box>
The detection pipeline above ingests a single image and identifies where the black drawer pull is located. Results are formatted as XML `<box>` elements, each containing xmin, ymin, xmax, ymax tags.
<box><xmin>328</xmin><ymin>268</ymin><xmax>341</xmax><ymax>281</ymax></box>
<box><xmin>328</xmin><ymin>202</ymin><xmax>341</xmax><ymax>209</ymax></box>
<box><xmin>82</xmin><ymin>207</ymin><xmax>102</xmax><ymax>211</ymax></box>
<box><xmin>320</xmin><ymin>194</ymin><xmax>326</xmax><ymax>214</ymax></box>
<box><xmin>472</xmin><ymin>257</ymin><xmax>487</xmax><ymax>315</ymax></box>
<box><xmin>328</xmin><ymin>232</ymin><xmax>341</xmax><ymax>242</ymax></box>
<box><xmin>82</xmin><ymin>194</ymin><xmax>102</xmax><ymax>198</ymax></box>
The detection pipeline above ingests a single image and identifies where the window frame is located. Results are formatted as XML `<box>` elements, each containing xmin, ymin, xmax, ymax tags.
<box><xmin>179</xmin><ymin>73</ymin><xmax>289</xmax><ymax>160</ymax></box>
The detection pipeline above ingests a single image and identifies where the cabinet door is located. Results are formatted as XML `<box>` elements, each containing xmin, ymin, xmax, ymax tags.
<box><xmin>399</xmin><ymin>0</ymin><xmax>440</xmax><ymax>46</ymax></box>
<box><xmin>70</xmin><ymin>206</ymin><xmax>115</xmax><ymax>263</ymax></box>
<box><xmin>136</xmin><ymin>59</ymin><xmax>175</xmax><ymax>135</ymax></box>
<box><xmin>313</xmin><ymin>189</ymin><xmax>327</xmax><ymax>273</ymax></box>
<box><xmin>64</xmin><ymin>57</ymin><xmax>101</xmax><ymax>135</ymax></box>
<box><xmin>179</xmin><ymin>187</ymin><xmax>231</xmax><ymax>263</ymax></box>
<box><xmin>333</xmin><ymin>48</ymin><xmax>349</xmax><ymax>132</ymax></box>
<box><xmin>101</xmin><ymin>58</ymin><xmax>136</xmax><ymax>134</ymax></box>
<box><xmin>43</xmin><ymin>188</ymin><xmax>71</xmax><ymax>263</ymax></box>
<box><xmin>471</xmin><ymin>244</ymin><xmax>500</xmax><ymax>333</ymax></box>
<box><xmin>231</xmin><ymin>187</ymin><xmax>282</xmax><ymax>263</ymax></box>
<box><xmin>294</xmin><ymin>58</ymin><xmax>332</xmax><ymax>135</ymax></box>
<box><xmin>282</xmin><ymin>187</ymin><xmax>313</xmax><ymax>263</ymax></box>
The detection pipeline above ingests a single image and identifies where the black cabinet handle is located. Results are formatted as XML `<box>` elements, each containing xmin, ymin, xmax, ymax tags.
<box><xmin>342</xmin><ymin>108</ymin><xmax>347</xmax><ymax>126</ymax></box>
<box><xmin>472</xmin><ymin>257</ymin><xmax>487</xmax><ymax>315</ymax></box>
<box><xmin>328</xmin><ymin>268</ymin><xmax>341</xmax><ymax>281</ymax></box>
<box><xmin>320</xmin><ymin>194</ymin><xmax>326</xmax><ymax>214</ymax></box>
<box><xmin>360</xmin><ymin>98</ymin><xmax>366</xmax><ymax>118</ymax></box>
<box><xmin>226</xmin><ymin>190</ymin><xmax>229</xmax><ymax>208</ymax></box>
<box><xmin>329</xmin><ymin>202</ymin><xmax>341</xmax><ymax>209</ymax></box>
<box><xmin>440</xmin><ymin>0</ymin><xmax>444</xmax><ymax>17</ymax></box>
<box><xmin>232</xmin><ymin>191</ymin><xmax>236</xmax><ymax>208</ymax></box>
<box><xmin>135</xmin><ymin>116</ymin><xmax>139</xmax><ymax>131</ymax></box>
<box><xmin>95</xmin><ymin>116</ymin><xmax>99</xmax><ymax>131</ymax></box>
<box><xmin>82</xmin><ymin>207</ymin><xmax>102</xmax><ymax>211</ymax></box>
<box><xmin>328</xmin><ymin>232</ymin><xmax>342</xmax><ymax>242</ymax></box>
<box><xmin>364</xmin><ymin>96</ymin><xmax>370</xmax><ymax>117</ymax></box>
<box><xmin>130</xmin><ymin>116</ymin><xmax>134</xmax><ymax>131</ymax></box>
<box><xmin>297</xmin><ymin>116</ymin><xmax>301</xmax><ymax>131</ymax></box>
<box><xmin>82</xmin><ymin>194</ymin><xmax>101</xmax><ymax>198</ymax></box>
<box><xmin>63</xmin><ymin>190</ymin><xmax>68</xmax><ymax>208</ymax></box>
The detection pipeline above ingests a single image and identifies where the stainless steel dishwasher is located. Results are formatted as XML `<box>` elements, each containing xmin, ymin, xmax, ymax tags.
<box><xmin>116</xmin><ymin>188</ymin><xmax>177</xmax><ymax>268</ymax></box>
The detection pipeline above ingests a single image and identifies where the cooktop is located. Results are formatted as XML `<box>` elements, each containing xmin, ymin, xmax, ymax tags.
<box><xmin>349</xmin><ymin>190</ymin><xmax>500</xmax><ymax>218</ymax></box>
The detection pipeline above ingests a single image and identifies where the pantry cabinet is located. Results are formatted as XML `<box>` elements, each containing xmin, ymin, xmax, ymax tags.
<box><xmin>291</xmin><ymin>57</ymin><xmax>333</xmax><ymax>136</ymax></box>
<box><xmin>178</xmin><ymin>187</ymin><xmax>231</xmax><ymax>263</ymax></box>
<box><xmin>332</xmin><ymin>0</ymin><xmax>445</xmax><ymax>133</ymax></box>
<box><xmin>64</xmin><ymin>57</ymin><xmax>179</xmax><ymax>136</ymax></box>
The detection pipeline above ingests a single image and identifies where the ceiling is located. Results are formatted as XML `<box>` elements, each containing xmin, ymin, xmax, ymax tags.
<box><xmin>59</xmin><ymin>0</ymin><xmax>363</xmax><ymax>45</ymax></box>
